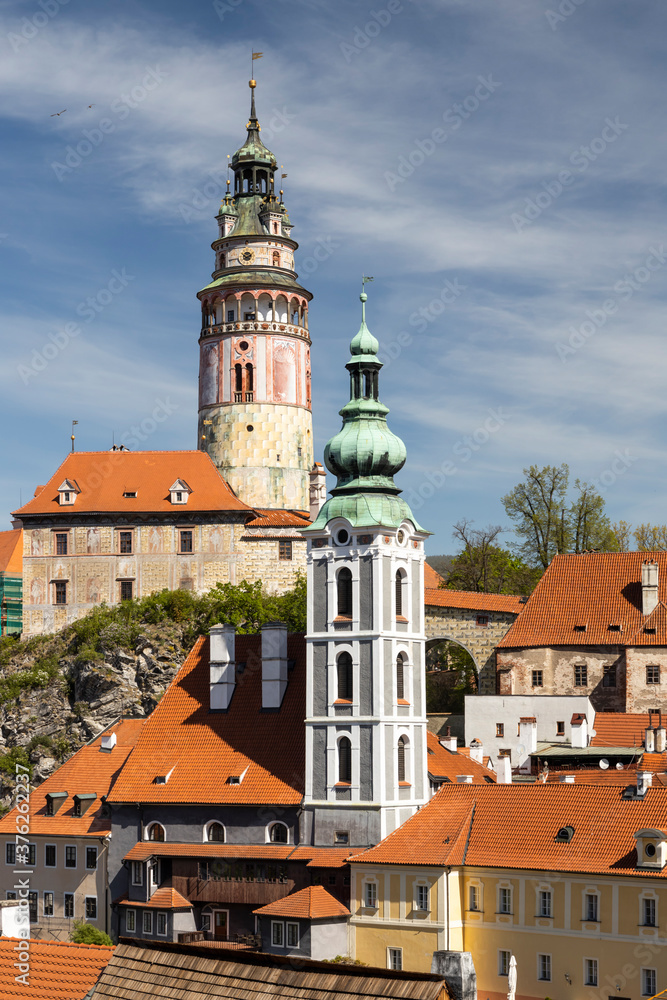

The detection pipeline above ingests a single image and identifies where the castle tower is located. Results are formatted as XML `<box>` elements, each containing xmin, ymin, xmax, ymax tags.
<box><xmin>197</xmin><ymin>80</ymin><xmax>313</xmax><ymax>510</ymax></box>
<box><xmin>301</xmin><ymin>288</ymin><xmax>430</xmax><ymax>848</ymax></box>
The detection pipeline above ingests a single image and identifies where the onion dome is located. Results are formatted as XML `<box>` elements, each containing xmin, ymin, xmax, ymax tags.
<box><xmin>231</xmin><ymin>80</ymin><xmax>277</xmax><ymax>172</ymax></box>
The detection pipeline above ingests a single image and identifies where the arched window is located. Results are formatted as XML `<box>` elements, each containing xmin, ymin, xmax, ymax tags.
<box><xmin>235</xmin><ymin>364</ymin><xmax>243</xmax><ymax>394</ymax></box>
<box><xmin>397</xmin><ymin>737</ymin><xmax>407</xmax><ymax>783</ymax></box>
<box><xmin>269</xmin><ymin>822</ymin><xmax>288</xmax><ymax>844</ymax></box>
<box><xmin>273</xmin><ymin>223</ymin><xmax>278</xmax><ymax>234</ymax></box>
<box><xmin>363</xmin><ymin>370</ymin><xmax>372</xmax><ymax>398</ymax></box>
<box><xmin>337</xmin><ymin>652</ymin><xmax>353</xmax><ymax>701</ymax></box>
<box><xmin>395</xmin><ymin>571</ymin><xmax>404</xmax><ymax>618</ymax></box>
<box><xmin>396</xmin><ymin>654</ymin><xmax>405</xmax><ymax>701</ymax></box>
<box><xmin>147</xmin><ymin>823</ymin><xmax>165</xmax><ymax>842</ymax></box>
<box><xmin>205</xmin><ymin>822</ymin><xmax>225</xmax><ymax>843</ymax></box>
<box><xmin>245</xmin><ymin>363</ymin><xmax>254</xmax><ymax>393</ymax></box>
<box><xmin>337</xmin><ymin>568</ymin><xmax>352</xmax><ymax>617</ymax></box>
<box><xmin>273</xmin><ymin>250</ymin><xmax>280</xmax><ymax>267</ymax></box>
<box><xmin>338</xmin><ymin>737</ymin><xmax>352</xmax><ymax>784</ymax></box>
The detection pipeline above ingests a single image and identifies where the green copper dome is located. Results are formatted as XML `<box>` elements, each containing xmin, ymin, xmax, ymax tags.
<box><xmin>231</xmin><ymin>84</ymin><xmax>277</xmax><ymax>170</ymax></box>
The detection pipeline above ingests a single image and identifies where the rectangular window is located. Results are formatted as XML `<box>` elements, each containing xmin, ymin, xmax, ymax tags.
<box><xmin>557</xmin><ymin>721</ymin><xmax>565</xmax><ymax>736</ymax></box>
<box><xmin>45</xmin><ymin>844</ymin><xmax>56</xmax><ymax>868</ymax></box>
<box><xmin>476</xmin><ymin>614</ymin><xmax>489</xmax><ymax>627</ymax></box>
<box><xmin>17</xmin><ymin>843</ymin><xmax>35</xmax><ymax>867</ymax></box>
<box><xmin>532</xmin><ymin>670</ymin><xmax>543</xmax><ymax>688</ymax></box>
<box><xmin>496</xmin><ymin>723</ymin><xmax>504</xmax><ymax>737</ymax></box>
<box><xmin>6</xmin><ymin>892</ymin><xmax>16</xmax><ymax>901</ymax></box>
<box><xmin>119</xmin><ymin>531</ymin><xmax>133</xmax><ymax>554</ymax></box>
<box><xmin>64</xmin><ymin>893</ymin><xmax>74</xmax><ymax>918</ymax></box>
<box><xmin>54</xmin><ymin>581</ymin><xmax>67</xmax><ymax>605</ymax></box>
<box><xmin>498</xmin><ymin>951</ymin><xmax>510</xmax><ymax>977</ymax></box>
<box><xmin>647</xmin><ymin>665</ymin><xmax>660</xmax><ymax>685</ymax></box>
<box><xmin>469</xmin><ymin>885</ymin><xmax>480</xmax><ymax>911</ymax></box>
<box><xmin>120</xmin><ymin>580</ymin><xmax>133</xmax><ymax>601</ymax></box>
<box><xmin>28</xmin><ymin>892</ymin><xmax>37</xmax><ymax>923</ymax></box>
<box><xmin>364</xmin><ymin>882</ymin><xmax>377</xmax><ymax>908</ymax></box>
<box><xmin>86</xmin><ymin>847</ymin><xmax>98</xmax><ymax>870</ymax></box>
<box><xmin>179</xmin><ymin>530</ymin><xmax>193</xmax><ymax>554</ymax></box>
<box><xmin>279</xmin><ymin>540</ymin><xmax>293</xmax><ymax>561</ymax></box>
<box><xmin>157</xmin><ymin>912</ymin><xmax>167</xmax><ymax>936</ymax></box>
<box><xmin>227</xmin><ymin>310</ymin><xmax>235</xmax><ymax>323</ymax></box>
<box><xmin>585</xmin><ymin>958</ymin><xmax>598</xmax><ymax>987</ymax></box>
<box><xmin>539</xmin><ymin>890</ymin><xmax>552</xmax><ymax>917</ymax></box>
<box><xmin>126</xmin><ymin>909</ymin><xmax>135</xmax><ymax>932</ymax></box>
<box><xmin>585</xmin><ymin>893</ymin><xmax>598</xmax><ymax>922</ymax></box>
<box><xmin>131</xmin><ymin>861</ymin><xmax>143</xmax><ymax>886</ymax></box>
<box><xmin>271</xmin><ymin>921</ymin><xmax>284</xmax><ymax>947</ymax></box>
<box><xmin>499</xmin><ymin>887</ymin><xmax>512</xmax><ymax>913</ymax></box>
<box><xmin>416</xmin><ymin>884</ymin><xmax>429</xmax><ymax>911</ymax></box>
<box><xmin>6</xmin><ymin>843</ymin><xmax>15</xmax><ymax>865</ymax></box>
<box><xmin>65</xmin><ymin>846</ymin><xmax>76</xmax><ymax>868</ymax></box>
<box><xmin>55</xmin><ymin>532</ymin><xmax>68</xmax><ymax>555</ymax></box>
<box><xmin>388</xmin><ymin>948</ymin><xmax>403</xmax><ymax>971</ymax></box>
<box><xmin>642</xmin><ymin>969</ymin><xmax>657</xmax><ymax>997</ymax></box>
<box><xmin>644</xmin><ymin>897</ymin><xmax>657</xmax><ymax>926</ymax></box>
<box><xmin>85</xmin><ymin>897</ymin><xmax>97</xmax><ymax>920</ymax></box>
<box><xmin>43</xmin><ymin>892</ymin><xmax>54</xmax><ymax>917</ymax></box>
<box><xmin>538</xmin><ymin>954</ymin><xmax>551</xmax><ymax>981</ymax></box>
<box><xmin>574</xmin><ymin>664</ymin><xmax>588</xmax><ymax>687</ymax></box>
<box><xmin>142</xmin><ymin>910</ymin><xmax>152</xmax><ymax>934</ymax></box>
<box><xmin>603</xmin><ymin>663</ymin><xmax>617</xmax><ymax>687</ymax></box>
<box><xmin>286</xmin><ymin>922</ymin><xmax>299</xmax><ymax>948</ymax></box>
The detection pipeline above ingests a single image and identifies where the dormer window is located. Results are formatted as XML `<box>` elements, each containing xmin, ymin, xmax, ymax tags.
<box><xmin>72</xmin><ymin>793</ymin><xmax>96</xmax><ymax>817</ymax></box>
<box><xmin>57</xmin><ymin>479</ymin><xmax>78</xmax><ymax>505</ymax></box>
<box><xmin>634</xmin><ymin>829</ymin><xmax>667</xmax><ymax>869</ymax></box>
<box><xmin>169</xmin><ymin>480</ymin><xmax>191</xmax><ymax>505</ymax></box>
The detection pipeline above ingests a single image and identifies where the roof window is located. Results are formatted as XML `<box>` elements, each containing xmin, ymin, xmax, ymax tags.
<box><xmin>57</xmin><ymin>479</ymin><xmax>79</xmax><ymax>505</ymax></box>
<box><xmin>45</xmin><ymin>791</ymin><xmax>68</xmax><ymax>816</ymax></box>
<box><xmin>169</xmin><ymin>479</ymin><xmax>192</xmax><ymax>505</ymax></box>
<box><xmin>73</xmin><ymin>793</ymin><xmax>96</xmax><ymax>817</ymax></box>
<box><xmin>645</xmin><ymin>627</ymin><xmax>657</xmax><ymax>634</ymax></box>
<box><xmin>554</xmin><ymin>825</ymin><xmax>575</xmax><ymax>843</ymax></box>
<box><xmin>226</xmin><ymin>766</ymin><xmax>249</xmax><ymax>785</ymax></box>
<box><xmin>123</xmin><ymin>491</ymin><xmax>137</xmax><ymax>498</ymax></box>
<box><xmin>153</xmin><ymin>766</ymin><xmax>175</xmax><ymax>785</ymax></box>
<box><xmin>574</xmin><ymin>624</ymin><xmax>587</xmax><ymax>632</ymax></box>
<box><xmin>608</xmin><ymin>624</ymin><xmax>622</xmax><ymax>632</ymax></box>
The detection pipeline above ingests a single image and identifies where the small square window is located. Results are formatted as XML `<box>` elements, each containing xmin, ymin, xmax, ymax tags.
<box><xmin>496</xmin><ymin>723</ymin><xmax>504</xmax><ymax>737</ymax></box>
<box><xmin>532</xmin><ymin>670</ymin><xmax>543</xmax><ymax>688</ymax></box>
<box><xmin>55</xmin><ymin>533</ymin><xmax>68</xmax><ymax>555</ymax></box>
<box><xmin>126</xmin><ymin>908</ymin><xmax>135</xmax><ymax>932</ymax></box>
<box><xmin>180</xmin><ymin>530</ymin><xmax>193</xmax><ymax>554</ymax></box>
<box><xmin>476</xmin><ymin>614</ymin><xmax>489</xmax><ymax>627</ymax></box>
<box><xmin>64</xmin><ymin>893</ymin><xmax>74</xmax><ymax>918</ymax></box>
<box><xmin>556</xmin><ymin>721</ymin><xmax>565</xmax><ymax>736</ymax></box>
<box><xmin>334</xmin><ymin>831</ymin><xmax>349</xmax><ymax>846</ymax></box>
<box><xmin>54</xmin><ymin>581</ymin><xmax>67</xmax><ymax>605</ymax></box>
<box><xmin>120</xmin><ymin>581</ymin><xmax>133</xmax><ymax>602</ymax></box>
<box><xmin>388</xmin><ymin>948</ymin><xmax>402</xmax><ymax>971</ymax></box>
<box><xmin>85</xmin><ymin>897</ymin><xmax>97</xmax><ymax>920</ymax></box>
<box><xmin>574</xmin><ymin>664</ymin><xmax>588</xmax><ymax>687</ymax></box>
<box><xmin>65</xmin><ymin>846</ymin><xmax>77</xmax><ymax>868</ymax></box>
<box><xmin>142</xmin><ymin>910</ymin><xmax>152</xmax><ymax>934</ymax></box>
<box><xmin>279</xmin><ymin>540</ymin><xmax>293</xmax><ymax>561</ymax></box>
<box><xmin>647</xmin><ymin>665</ymin><xmax>660</xmax><ymax>685</ymax></box>
<box><xmin>119</xmin><ymin>531</ymin><xmax>133</xmax><ymax>554</ymax></box>
<box><xmin>45</xmin><ymin>844</ymin><xmax>56</xmax><ymax>868</ymax></box>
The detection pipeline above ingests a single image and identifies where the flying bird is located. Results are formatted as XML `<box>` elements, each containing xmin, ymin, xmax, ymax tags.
<box><xmin>50</xmin><ymin>110</ymin><xmax>67</xmax><ymax>117</ymax></box>
<box><xmin>86</xmin><ymin>104</ymin><xmax>95</xmax><ymax>109</ymax></box>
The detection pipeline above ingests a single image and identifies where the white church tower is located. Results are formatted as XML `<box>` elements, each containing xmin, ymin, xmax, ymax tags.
<box><xmin>301</xmin><ymin>287</ymin><xmax>430</xmax><ymax>848</ymax></box>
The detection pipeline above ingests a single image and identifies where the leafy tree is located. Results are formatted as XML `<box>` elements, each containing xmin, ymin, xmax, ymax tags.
<box><xmin>445</xmin><ymin>520</ymin><xmax>542</xmax><ymax>595</ymax></box>
<box><xmin>425</xmin><ymin>640</ymin><xmax>477</xmax><ymax>713</ymax></box>
<box><xmin>611</xmin><ymin>520</ymin><xmax>632</xmax><ymax>552</ymax></box>
<box><xmin>633</xmin><ymin>523</ymin><xmax>667</xmax><ymax>550</ymax></box>
<box><xmin>70</xmin><ymin>920</ymin><xmax>113</xmax><ymax>946</ymax></box>
<box><xmin>502</xmin><ymin>464</ymin><xmax>615</xmax><ymax>568</ymax></box>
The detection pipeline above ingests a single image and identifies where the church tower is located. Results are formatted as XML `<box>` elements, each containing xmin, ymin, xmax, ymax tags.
<box><xmin>301</xmin><ymin>289</ymin><xmax>430</xmax><ymax>848</ymax></box>
<box><xmin>197</xmin><ymin>80</ymin><xmax>313</xmax><ymax>510</ymax></box>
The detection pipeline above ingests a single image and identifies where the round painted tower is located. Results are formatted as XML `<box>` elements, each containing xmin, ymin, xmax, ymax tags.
<box><xmin>197</xmin><ymin>80</ymin><xmax>313</xmax><ymax>510</ymax></box>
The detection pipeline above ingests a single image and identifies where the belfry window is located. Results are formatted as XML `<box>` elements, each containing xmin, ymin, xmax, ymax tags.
<box><xmin>395</xmin><ymin>571</ymin><xmax>405</xmax><ymax>618</ymax></box>
<box><xmin>337</xmin><ymin>652</ymin><xmax>353</xmax><ymax>701</ymax></box>
<box><xmin>273</xmin><ymin>250</ymin><xmax>280</xmax><ymax>266</ymax></box>
<box><xmin>338</xmin><ymin>737</ymin><xmax>352</xmax><ymax>784</ymax></box>
<box><xmin>397</xmin><ymin>736</ymin><xmax>408</xmax><ymax>783</ymax></box>
<box><xmin>337</xmin><ymin>568</ymin><xmax>353</xmax><ymax>618</ymax></box>
<box><xmin>396</xmin><ymin>654</ymin><xmax>405</xmax><ymax>700</ymax></box>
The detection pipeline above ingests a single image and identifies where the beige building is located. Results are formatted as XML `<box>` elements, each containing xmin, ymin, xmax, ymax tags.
<box><xmin>13</xmin><ymin>449</ymin><xmax>309</xmax><ymax>636</ymax></box>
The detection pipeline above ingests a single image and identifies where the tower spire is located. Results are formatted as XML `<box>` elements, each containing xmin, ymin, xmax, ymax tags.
<box><xmin>248</xmin><ymin>77</ymin><xmax>258</xmax><ymax>128</ymax></box>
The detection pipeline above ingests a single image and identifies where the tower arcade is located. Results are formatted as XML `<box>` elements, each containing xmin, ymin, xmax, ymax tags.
<box><xmin>197</xmin><ymin>80</ymin><xmax>313</xmax><ymax>511</ymax></box>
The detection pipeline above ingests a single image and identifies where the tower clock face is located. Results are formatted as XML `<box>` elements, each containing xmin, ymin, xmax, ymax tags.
<box><xmin>239</xmin><ymin>248</ymin><xmax>256</xmax><ymax>265</ymax></box>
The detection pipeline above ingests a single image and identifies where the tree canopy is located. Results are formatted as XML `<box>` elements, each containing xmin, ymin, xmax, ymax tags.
<box><xmin>444</xmin><ymin>519</ymin><xmax>541</xmax><ymax>595</ymax></box>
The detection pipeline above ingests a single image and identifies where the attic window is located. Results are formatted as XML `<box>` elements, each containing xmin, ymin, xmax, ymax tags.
<box><xmin>554</xmin><ymin>825</ymin><xmax>575</xmax><ymax>843</ymax></box>
<box><xmin>45</xmin><ymin>792</ymin><xmax>67</xmax><ymax>816</ymax></box>
<box><xmin>123</xmin><ymin>491</ymin><xmax>137</xmax><ymax>498</ymax></box>
<box><xmin>153</xmin><ymin>766</ymin><xmax>175</xmax><ymax>785</ymax></box>
<box><xmin>608</xmin><ymin>624</ymin><xmax>622</xmax><ymax>632</ymax></box>
<box><xmin>169</xmin><ymin>480</ymin><xmax>191</xmax><ymax>505</ymax></box>
<box><xmin>57</xmin><ymin>479</ymin><xmax>78</xmax><ymax>505</ymax></box>
<box><xmin>226</xmin><ymin>766</ymin><xmax>248</xmax><ymax>786</ymax></box>
<box><xmin>645</xmin><ymin>627</ymin><xmax>657</xmax><ymax>634</ymax></box>
<box><xmin>574</xmin><ymin>624</ymin><xmax>587</xmax><ymax>632</ymax></box>
<box><xmin>72</xmin><ymin>793</ymin><xmax>96</xmax><ymax>817</ymax></box>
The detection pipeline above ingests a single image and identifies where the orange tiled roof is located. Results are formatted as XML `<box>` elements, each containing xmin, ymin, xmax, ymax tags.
<box><xmin>117</xmin><ymin>887</ymin><xmax>192</xmax><ymax>910</ymax></box>
<box><xmin>124</xmin><ymin>842</ymin><xmax>296</xmax><ymax>862</ymax></box>
<box><xmin>13</xmin><ymin>450</ymin><xmax>252</xmax><ymax>517</ymax></box>
<box><xmin>350</xmin><ymin>782</ymin><xmax>667</xmax><ymax>876</ymax></box>
<box><xmin>0</xmin><ymin>719</ymin><xmax>144</xmax><ymax>837</ymax></box>
<box><xmin>109</xmin><ymin>634</ymin><xmax>306</xmax><ymax>806</ymax></box>
<box><xmin>427</xmin><ymin>731</ymin><xmax>495</xmax><ymax>783</ymax></box>
<box><xmin>424</xmin><ymin>588</ymin><xmax>524</xmax><ymax>614</ymax></box>
<box><xmin>253</xmin><ymin>885</ymin><xmax>349</xmax><ymax>920</ymax></box>
<box><xmin>498</xmin><ymin>552</ymin><xmax>667</xmax><ymax>648</ymax></box>
<box><xmin>244</xmin><ymin>509</ymin><xmax>311</xmax><ymax>528</ymax></box>
<box><xmin>591</xmin><ymin>712</ymin><xmax>656</xmax><ymax>747</ymax></box>
<box><xmin>290</xmin><ymin>847</ymin><xmax>352</xmax><ymax>868</ymax></box>
<box><xmin>0</xmin><ymin>529</ymin><xmax>22</xmax><ymax>575</ymax></box>
<box><xmin>424</xmin><ymin>563</ymin><xmax>444</xmax><ymax>589</ymax></box>
<box><xmin>0</xmin><ymin>937</ymin><xmax>113</xmax><ymax>999</ymax></box>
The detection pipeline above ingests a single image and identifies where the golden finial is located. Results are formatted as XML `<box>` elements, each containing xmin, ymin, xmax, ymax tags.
<box><xmin>249</xmin><ymin>79</ymin><xmax>256</xmax><ymax>89</ymax></box>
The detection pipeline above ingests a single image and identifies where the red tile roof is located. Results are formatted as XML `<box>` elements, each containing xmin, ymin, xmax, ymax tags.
<box><xmin>0</xmin><ymin>529</ymin><xmax>22</xmax><ymax>575</ymax></box>
<box><xmin>427</xmin><ymin>731</ymin><xmax>496</xmax><ymax>783</ymax></box>
<box><xmin>424</xmin><ymin>564</ymin><xmax>444</xmax><ymax>589</ymax></box>
<box><xmin>244</xmin><ymin>509</ymin><xmax>311</xmax><ymax>528</ymax></box>
<box><xmin>0</xmin><ymin>937</ymin><xmax>113</xmax><ymax>999</ymax></box>
<box><xmin>424</xmin><ymin>589</ymin><xmax>524</xmax><ymax>614</ymax></box>
<box><xmin>124</xmin><ymin>842</ymin><xmax>296</xmax><ymax>862</ymax></box>
<box><xmin>116</xmin><ymin>887</ymin><xmax>192</xmax><ymax>910</ymax></box>
<box><xmin>13</xmin><ymin>450</ymin><xmax>252</xmax><ymax>517</ymax></box>
<box><xmin>109</xmin><ymin>634</ymin><xmax>306</xmax><ymax>806</ymax></box>
<box><xmin>0</xmin><ymin>719</ymin><xmax>144</xmax><ymax>837</ymax></box>
<box><xmin>591</xmin><ymin>712</ymin><xmax>655</xmax><ymax>747</ymax></box>
<box><xmin>498</xmin><ymin>552</ymin><xmax>667</xmax><ymax>648</ymax></box>
<box><xmin>253</xmin><ymin>885</ymin><xmax>349</xmax><ymax>920</ymax></box>
<box><xmin>350</xmin><ymin>782</ymin><xmax>667</xmax><ymax>876</ymax></box>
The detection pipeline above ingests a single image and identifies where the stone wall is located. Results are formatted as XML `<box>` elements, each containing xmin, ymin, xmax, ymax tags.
<box><xmin>496</xmin><ymin>646</ymin><xmax>628</xmax><ymax>712</ymax></box>
<box><xmin>424</xmin><ymin>604</ymin><xmax>519</xmax><ymax>695</ymax></box>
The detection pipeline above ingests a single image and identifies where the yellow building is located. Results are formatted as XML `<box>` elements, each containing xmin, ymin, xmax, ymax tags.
<box><xmin>350</xmin><ymin>779</ymin><xmax>667</xmax><ymax>1000</ymax></box>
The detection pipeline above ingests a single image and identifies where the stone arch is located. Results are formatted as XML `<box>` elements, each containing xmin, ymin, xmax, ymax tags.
<box><xmin>426</xmin><ymin>636</ymin><xmax>481</xmax><ymax>683</ymax></box>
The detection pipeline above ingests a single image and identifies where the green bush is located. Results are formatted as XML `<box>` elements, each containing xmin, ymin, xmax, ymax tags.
<box><xmin>0</xmin><ymin>747</ymin><xmax>31</xmax><ymax>779</ymax></box>
<box><xmin>70</xmin><ymin>920</ymin><xmax>113</xmax><ymax>946</ymax></box>
<box><xmin>0</xmin><ymin>653</ymin><xmax>60</xmax><ymax>706</ymax></box>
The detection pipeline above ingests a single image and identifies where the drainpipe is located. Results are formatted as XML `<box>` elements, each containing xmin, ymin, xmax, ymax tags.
<box><xmin>445</xmin><ymin>867</ymin><xmax>450</xmax><ymax>950</ymax></box>
<box><xmin>99</xmin><ymin>837</ymin><xmax>110</xmax><ymax>936</ymax></box>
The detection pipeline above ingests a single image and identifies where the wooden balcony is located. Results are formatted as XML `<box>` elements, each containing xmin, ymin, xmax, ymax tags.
<box><xmin>171</xmin><ymin>875</ymin><xmax>295</xmax><ymax>907</ymax></box>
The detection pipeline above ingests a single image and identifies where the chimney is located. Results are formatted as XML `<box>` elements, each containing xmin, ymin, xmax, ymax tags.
<box><xmin>431</xmin><ymin>951</ymin><xmax>477</xmax><ymax>1000</ymax></box>
<box><xmin>309</xmin><ymin>463</ymin><xmax>327</xmax><ymax>522</ymax></box>
<box><xmin>456</xmin><ymin>775</ymin><xmax>473</xmax><ymax>784</ymax></box>
<box><xmin>571</xmin><ymin>713</ymin><xmax>588</xmax><ymax>749</ymax></box>
<box><xmin>645</xmin><ymin>728</ymin><xmax>656</xmax><ymax>753</ymax></box>
<box><xmin>657</xmin><ymin>728</ymin><xmax>666</xmax><ymax>753</ymax></box>
<box><xmin>519</xmin><ymin>717</ymin><xmax>538</xmax><ymax>754</ymax></box>
<box><xmin>440</xmin><ymin>736</ymin><xmax>458</xmax><ymax>752</ymax></box>
<box><xmin>261</xmin><ymin>622</ymin><xmax>289</xmax><ymax>709</ymax></box>
<box><xmin>496</xmin><ymin>756</ymin><xmax>512</xmax><ymax>784</ymax></box>
<box><xmin>209</xmin><ymin>624</ymin><xmax>236</xmax><ymax>710</ymax></box>
<box><xmin>469</xmin><ymin>739</ymin><xmax>484</xmax><ymax>764</ymax></box>
<box><xmin>100</xmin><ymin>732</ymin><xmax>117</xmax><ymax>752</ymax></box>
<box><xmin>637</xmin><ymin>771</ymin><xmax>653</xmax><ymax>796</ymax></box>
<box><xmin>642</xmin><ymin>560</ymin><xmax>659</xmax><ymax>616</ymax></box>
<box><xmin>561</xmin><ymin>775</ymin><xmax>575</xmax><ymax>784</ymax></box>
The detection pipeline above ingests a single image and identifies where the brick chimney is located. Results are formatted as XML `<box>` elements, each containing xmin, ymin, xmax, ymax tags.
<box><xmin>261</xmin><ymin>622</ymin><xmax>289</xmax><ymax>709</ymax></box>
<box><xmin>642</xmin><ymin>560</ymin><xmax>659</xmax><ymax>616</ymax></box>
<box><xmin>309</xmin><ymin>463</ymin><xmax>327</xmax><ymax>522</ymax></box>
<box><xmin>209</xmin><ymin>624</ymin><xmax>236</xmax><ymax>710</ymax></box>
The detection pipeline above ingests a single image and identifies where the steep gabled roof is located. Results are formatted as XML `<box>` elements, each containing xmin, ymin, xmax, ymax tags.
<box><xmin>426</xmin><ymin>731</ymin><xmax>496</xmax><ymax>783</ymax></box>
<box><xmin>425</xmin><ymin>589</ymin><xmax>524</xmax><ymax>614</ymax></box>
<box><xmin>108</xmin><ymin>634</ymin><xmax>306</xmax><ymax>806</ymax></box>
<box><xmin>253</xmin><ymin>885</ymin><xmax>350</xmax><ymax>919</ymax></box>
<box><xmin>424</xmin><ymin>563</ymin><xmax>444</xmax><ymax>589</ymax></box>
<box><xmin>0</xmin><ymin>719</ymin><xmax>144</xmax><ymax>837</ymax></box>
<box><xmin>13</xmin><ymin>451</ymin><xmax>253</xmax><ymax>517</ymax></box>
<box><xmin>0</xmin><ymin>529</ymin><xmax>22</xmax><ymax>575</ymax></box>
<box><xmin>498</xmin><ymin>552</ymin><xmax>667</xmax><ymax>648</ymax></box>
<box><xmin>591</xmin><ymin>712</ymin><xmax>655</xmax><ymax>748</ymax></box>
<box><xmin>116</xmin><ymin>887</ymin><xmax>192</xmax><ymax>910</ymax></box>
<box><xmin>0</xmin><ymin>937</ymin><xmax>113</xmax><ymax>999</ymax></box>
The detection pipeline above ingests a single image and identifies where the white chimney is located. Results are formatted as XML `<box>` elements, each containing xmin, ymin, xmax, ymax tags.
<box><xmin>637</xmin><ymin>771</ymin><xmax>653</xmax><ymax>796</ymax></box>
<box><xmin>261</xmin><ymin>622</ymin><xmax>289</xmax><ymax>709</ymax></box>
<box><xmin>469</xmin><ymin>740</ymin><xmax>484</xmax><ymax>764</ymax></box>
<box><xmin>440</xmin><ymin>736</ymin><xmax>458</xmax><ymax>753</ymax></box>
<box><xmin>209</xmin><ymin>624</ymin><xmax>236</xmax><ymax>711</ymax></box>
<box><xmin>645</xmin><ymin>728</ymin><xmax>656</xmax><ymax>753</ymax></box>
<box><xmin>456</xmin><ymin>775</ymin><xmax>473</xmax><ymax>784</ymax></box>
<box><xmin>100</xmin><ymin>732</ymin><xmax>117</xmax><ymax>752</ymax></box>
<box><xmin>0</xmin><ymin>900</ymin><xmax>24</xmax><ymax>938</ymax></box>
<box><xmin>561</xmin><ymin>775</ymin><xmax>575</xmax><ymax>784</ymax></box>
<box><xmin>309</xmin><ymin>463</ymin><xmax>327</xmax><ymax>522</ymax></box>
<box><xmin>571</xmin><ymin>714</ymin><xmax>588</xmax><ymax>749</ymax></box>
<box><xmin>519</xmin><ymin>717</ymin><xmax>538</xmax><ymax>754</ymax></box>
<box><xmin>496</xmin><ymin>756</ymin><xmax>512</xmax><ymax>784</ymax></box>
<box><xmin>657</xmin><ymin>729</ymin><xmax>666</xmax><ymax>753</ymax></box>
<box><xmin>642</xmin><ymin>561</ymin><xmax>659</xmax><ymax>616</ymax></box>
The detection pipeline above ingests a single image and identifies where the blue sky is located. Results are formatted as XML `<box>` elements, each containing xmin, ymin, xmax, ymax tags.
<box><xmin>2</xmin><ymin>0</ymin><xmax>667</xmax><ymax>555</ymax></box>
